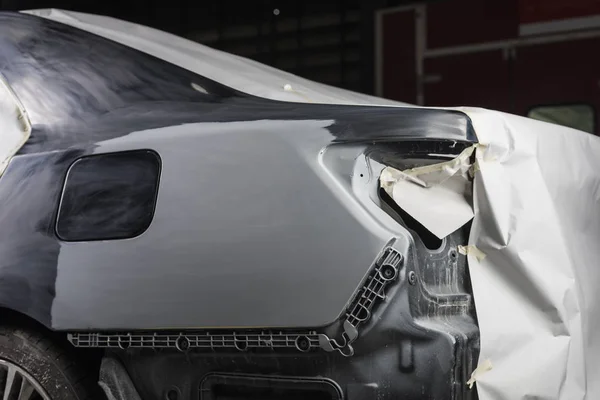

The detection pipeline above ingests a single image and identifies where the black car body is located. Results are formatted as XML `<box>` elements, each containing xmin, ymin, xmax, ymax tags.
<box><xmin>0</xmin><ymin>11</ymin><xmax>479</xmax><ymax>400</ymax></box>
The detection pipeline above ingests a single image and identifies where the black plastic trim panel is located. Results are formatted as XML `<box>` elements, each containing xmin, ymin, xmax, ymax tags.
<box><xmin>199</xmin><ymin>373</ymin><xmax>343</xmax><ymax>400</ymax></box>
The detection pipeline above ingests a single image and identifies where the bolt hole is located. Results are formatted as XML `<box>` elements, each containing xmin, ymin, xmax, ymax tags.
<box><xmin>408</xmin><ymin>271</ymin><xmax>417</xmax><ymax>285</ymax></box>
<box><xmin>175</xmin><ymin>336</ymin><xmax>190</xmax><ymax>352</ymax></box>
<box><xmin>380</xmin><ymin>265</ymin><xmax>397</xmax><ymax>281</ymax></box>
<box><xmin>295</xmin><ymin>336</ymin><xmax>311</xmax><ymax>352</ymax></box>
<box><xmin>360</xmin><ymin>173</ymin><xmax>364</xmax><ymax>177</ymax></box>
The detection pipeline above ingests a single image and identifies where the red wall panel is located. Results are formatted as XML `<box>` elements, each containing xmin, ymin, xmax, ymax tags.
<box><xmin>427</xmin><ymin>0</ymin><xmax>519</xmax><ymax>49</ymax></box>
<box><xmin>513</xmin><ymin>38</ymin><xmax>600</xmax><ymax>118</ymax></box>
<box><xmin>423</xmin><ymin>50</ymin><xmax>512</xmax><ymax>111</ymax></box>
<box><xmin>519</xmin><ymin>0</ymin><xmax>600</xmax><ymax>23</ymax></box>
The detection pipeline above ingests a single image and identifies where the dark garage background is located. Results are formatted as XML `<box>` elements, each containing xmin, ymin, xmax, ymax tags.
<box><xmin>0</xmin><ymin>0</ymin><xmax>395</xmax><ymax>94</ymax></box>
<box><xmin>1</xmin><ymin>0</ymin><xmax>599</xmax><ymax>134</ymax></box>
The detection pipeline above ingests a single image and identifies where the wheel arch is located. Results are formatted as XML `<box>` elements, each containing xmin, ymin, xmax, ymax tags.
<box><xmin>0</xmin><ymin>306</ymin><xmax>103</xmax><ymax>367</ymax></box>
<box><xmin>0</xmin><ymin>306</ymin><xmax>51</xmax><ymax>333</ymax></box>
<box><xmin>0</xmin><ymin>306</ymin><xmax>105</xmax><ymax>399</ymax></box>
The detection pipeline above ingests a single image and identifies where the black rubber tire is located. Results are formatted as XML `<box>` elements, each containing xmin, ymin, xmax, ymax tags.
<box><xmin>0</xmin><ymin>325</ymin><xmax>102</xmax><ymax>400</ymax></box>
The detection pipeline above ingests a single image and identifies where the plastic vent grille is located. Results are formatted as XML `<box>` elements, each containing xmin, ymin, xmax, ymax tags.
<box><xmin>347</xmin><ymin>247</ymin><xmax>402</xmax><ymax>326</ymax></box>
<box><xmin>318</xmin><ymin>247</ymin><xmax>403</xmax><ymax>356</ymax></box>
<box><xmin>68</xmin><ymin>331</ymin><xmax>320</xmax><ymax>353</ymax></box>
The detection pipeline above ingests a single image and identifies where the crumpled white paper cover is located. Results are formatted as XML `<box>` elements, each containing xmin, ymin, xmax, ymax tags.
<box><xmin>22</xmin><ymin>10</ymin><xmax>600</xmax><ymax>400</ymax></box>
<box><xmin>0</xmin><ymin>74</ymin><xmax>30</xmax><ymax>177</ymax></box>
<box><xmin>461</xmin><ymin>108</ymin><xmax>600</xmax><ymax>400</ymax></box>
<box><xmin>381</xmin><ymin>108</ymin><xmax>600</xmax><ymax>399</ymax></box>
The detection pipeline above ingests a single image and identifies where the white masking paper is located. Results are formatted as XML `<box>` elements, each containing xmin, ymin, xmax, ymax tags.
<box><xmin>0</xmin><ymin>74</ymin><xmax>30</xmax><ymax>176</ymax></box>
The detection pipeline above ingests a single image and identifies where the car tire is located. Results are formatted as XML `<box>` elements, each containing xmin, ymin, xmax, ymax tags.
<box><xmin>0</xmin><ymin>325</ymin><xmax>101</xmax><ymax>400</ymax></box>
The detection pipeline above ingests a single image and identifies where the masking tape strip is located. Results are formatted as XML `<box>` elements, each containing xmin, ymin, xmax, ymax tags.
<box><xmin>468</xmin><ymin>160</ymin><xmax>481</xmax><ymax>178</ymax></box>
<box><xmin>475</xmin><ymin>142</ymin><xmax>499</xmax><ymax>163</ymax></box>
<box><xmin>380</xmin><ymin>144</ymin><xmax>477</xmax><ymax>193</ymax></box>
<box><xmin>467</xmin><ymin>359</ymin><xmax>493</xmax><ymax>389</ymax></box>
<box><xmin>402</xmin><ymin>144</ymin><xmax>476</xmax><ymax>179</ymax></box>
<box><xmin>380</xmin><ymin>167</ymin><xmax>428</xmax><ymax>188</ymax></box>
<box><xmin>458</xmin><ymin>245</ymin><xmax>486</xmax><ymax>261</ymax></box>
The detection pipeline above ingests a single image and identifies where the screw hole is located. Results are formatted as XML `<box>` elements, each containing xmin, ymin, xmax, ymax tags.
<box><xmin>175</xmin><ymin>336</ymin><xmax>190</xmax><ymax>352</ymax></box>
<box><xmin>360</xmin><ymin>173</ymin><xmax>364</xmax><ymax>177</ymax></box>
<box><xmin>379</xmin><ymin>264</ymin><xmax>397</xmax><ymax>281</ymax></box>
<box><xmin>295</xmin><ymin>336</ymin><xmax>311</xmax><ymax>352</ymax></box>
<box><xmin>408</xmin><ymin>271</ymin><xmax>417</xmax><ymax>285</ymax></box>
